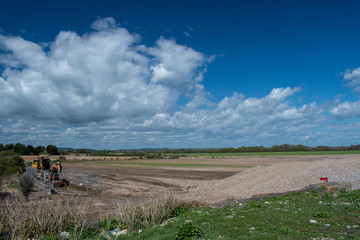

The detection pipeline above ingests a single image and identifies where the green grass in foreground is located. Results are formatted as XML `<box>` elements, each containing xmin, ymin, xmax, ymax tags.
<box><xmin>174</xmin><ymin>150</ymin><xmax>360</xmax><ymax>157</ymax></box>
<box><xmin>113</xmin><ymin>189</ymin><xmax>360</xmax><ymax>240</ymax></box>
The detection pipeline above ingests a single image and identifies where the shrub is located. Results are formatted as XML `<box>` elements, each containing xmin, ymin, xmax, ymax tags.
<box><xmin>18</xmin><ymin>173</ymin><xmax>34</xmax><ymax>199</ymax></box>
<box><xmin>2</xmin><ymin>166</ymin><xmax>19</xmax><ymax>175</ymax></box>
<box><xmin>10</xmin><ymin>155</ymin><xmax>24</xmax><ymax>169</ymax></box>
<box><xmin>174</xmin><ymin>222</ymin><xmax>203</xmax><ymax>240</ymax></box>
<box><xmin>0</xmin><ymin>155</ymin><xmax>24</xmax><ymax>176</ymax></box>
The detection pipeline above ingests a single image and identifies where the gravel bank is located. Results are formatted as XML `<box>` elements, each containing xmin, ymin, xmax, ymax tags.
<box><xmin>186</xmin><ymin>155</ymin><xmax>360</xmax><ymax>204</ymax></box>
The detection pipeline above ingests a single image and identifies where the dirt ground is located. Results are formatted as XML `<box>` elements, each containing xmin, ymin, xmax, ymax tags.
<box><xmin>22</xmin><ymin>154</ymin><xmax>360</xmax><ymax>220</ymax></box>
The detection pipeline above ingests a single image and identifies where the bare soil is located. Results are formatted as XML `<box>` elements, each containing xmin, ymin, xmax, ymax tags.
<box><xmin>24</xmin><ymin>154</ymin><xmax>360</xmax><ymax>220</ymax></box>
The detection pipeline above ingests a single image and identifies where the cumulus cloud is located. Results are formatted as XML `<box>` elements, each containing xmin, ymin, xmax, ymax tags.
<box><xmin>330</xmin><ymin>101</ymin><xmax>360</xmax><ymax>119</ymax></box>
<box><xmin>148</xmin><ymin>37</ymin><xmax>205</xmax><ymax>90</ymax></box>
<box><xmin>344</xmin><ymin>66</ymin><xmax>360</xmax><ymax>92</ymax></box>
<box><xmin>0</xmin><ymin>18</ymin><xmax>207</xmax><ymax>124</ymax></box>
<box><xmin>0</xmin><ymin>18</ymin><xmax>330</xmax><ymax>148</ymax></box>
<box><xmin>141</xmin><ymin>87</ymin><xmax>322</xmax><ymax>147</ymax></box>
<box><xmin>330</xmin><ymin>66</ymin><xmax>360</xmax><ymax>119</ymax></box>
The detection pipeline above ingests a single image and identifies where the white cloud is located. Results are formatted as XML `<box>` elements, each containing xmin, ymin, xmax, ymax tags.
<box><xmin>184</xmin><ymin>26</ymin><xmax>194</xmax><ymax>38</ymax></box>
<box><xmin>91</xmin><ymin>17</ymin><xmax>117</xmax><ymax>30</ymax></box>
<box><xmin>329</xmin><ymin>66</ymin><xmax>360</xmax><ymax>119</ymax></box>
<box><xmin>141</xmin><ymin>87</ymin><xmax>322</xmax><ymax>147</ymax></box>
<box><xmin>0</xmin><ymin>18</ymin><xmax>207</xmax><ymax>125</ymax></box>
<box><xmin>344</xmin><ymin>66</ymin><xmax>360</xmax><ymax>92</ymax></box>
<box><xmin>330</xmin><ymin>101</ymin><xmax>360</xmax><ymax>119</ymax></box>
<box><xmin>0</xmin><ymin>17</ymin><xmax>346</xmax><ymax>149</ymax></box>
<box><xmin>148</xmin><ymin>37</ymin><xmax>205</xmax><ymax>91</ymax></box>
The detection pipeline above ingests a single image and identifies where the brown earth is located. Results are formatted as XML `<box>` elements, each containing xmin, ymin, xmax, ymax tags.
<box><xmin>25</xmin><ymin>154</ymin><xmax>360</xmax><ymax>220</ymax></box>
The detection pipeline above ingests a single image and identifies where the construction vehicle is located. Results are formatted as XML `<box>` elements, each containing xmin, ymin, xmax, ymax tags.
<box><xmin>32</xmin><ymin>155</ymin><xmax>51</xmax><ymax>179</ymax></box>
<box><xmin>49</xmin><ymin>161</ymin><xmax>62</xmax><ymax>180</ymax></box>
<box><xmin>32</xmin><ymin>155</ymin><xmax>51</xmax><ymax>171</ymax></box>
<box><xmin>32</xmin><ymin>155</ymin><xmax>68</xmax><ymax>187</ymax></box>
<box><xmin>49</xmin><ymin>161</ymin><xmax>69</xmax><ymax>188</ymax></box>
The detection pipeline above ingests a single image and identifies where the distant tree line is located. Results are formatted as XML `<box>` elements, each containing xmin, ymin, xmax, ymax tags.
<box><xmin>2</xmin><ymin>142</ymin><xmax>359</xmax><ymax>156</ymax></box>
<box><xmin>161</xmin><ymin>144</ymin><xmax>360</xmax><ymax>154</ymax></box>
<box><xmin>0</xmin><ymin>143</ymin><xmax>59</xmax><ymax>155</ymax></box>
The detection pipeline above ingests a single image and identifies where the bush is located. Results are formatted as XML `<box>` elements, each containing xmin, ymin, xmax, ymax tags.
<box><xmin>3</xmin><ymin>166</ymin><xmax>19</xmax><ymax>175</ymax></box>
<box><xmin>10</xmin><ymin>155</ymin><xmax>24</xmax><ymax>169</ymax></box>
<box><xmin>174</xmin><ymin>222</ymin><xmax>203</xmax><ymax>240</ymax></box>
<box><xmin>19</xmin><ymin>173</ymin><xmax>34</xmax><ymax>199</ymax></box>
<box><xmin>0</xmin><ymin>155</ymin><xmax>24</xmax><ymax>176</ymax></box>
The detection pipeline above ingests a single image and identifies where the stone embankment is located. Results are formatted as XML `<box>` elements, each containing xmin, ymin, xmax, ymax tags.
<box><xmin>187</xmin><ymin>157</ymin><xmax>360</xmax><ymax>204</ymax></box>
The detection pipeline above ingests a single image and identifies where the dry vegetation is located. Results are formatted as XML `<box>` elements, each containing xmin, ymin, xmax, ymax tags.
<box><xmin>113</xmin><ymin>193</ymin><xmax>191</xmax><ymax>231</ymax></box>
<box><xmin>0</xmin><ymin>197</ymin><xmax>87</xmax><ymax>239</ymax></box>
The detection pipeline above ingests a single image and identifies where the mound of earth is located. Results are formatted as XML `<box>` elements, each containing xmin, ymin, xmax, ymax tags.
<box><xmin>185</xmin><ymin>158</ymin><xmax>360</xmax><ymax>204</ymax></box>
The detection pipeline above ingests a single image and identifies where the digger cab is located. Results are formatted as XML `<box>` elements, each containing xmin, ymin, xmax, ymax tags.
<box><xmin>32</xmin><ymin>159</ymin><xmax>40</xmax><ymax>169</ymax></box>
<box><xmin>40</xmin><ymin>158</ymin><xmax>51</xmax><ymax>170</ymax></box>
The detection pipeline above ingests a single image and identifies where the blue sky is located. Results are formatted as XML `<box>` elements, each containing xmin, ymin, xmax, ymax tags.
<box><xmin>0</xmin><ymin>0</ymin><xmax>360</xmax><ymax>149</ymax></box>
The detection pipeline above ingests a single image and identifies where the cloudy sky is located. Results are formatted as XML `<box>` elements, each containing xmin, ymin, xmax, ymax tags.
<box><xmin>1</xmin><ymin>0</ymin><xmax>360</xmax><ymax>149</ymax></box>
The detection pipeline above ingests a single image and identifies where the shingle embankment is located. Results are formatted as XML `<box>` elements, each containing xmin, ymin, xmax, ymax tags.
<box><xmin>186</xmin><ymin>156</ymin><xmax>360</xmax><ymax>204</ymax></box>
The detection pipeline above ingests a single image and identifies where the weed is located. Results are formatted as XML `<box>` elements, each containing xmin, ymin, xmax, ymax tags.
<box><xmin>321</xmin><ymin>192</ymin><xmax>335</xmax><ymax>200</ymax></box>
<box><xmin>314</xmin><ymin>211</ymin><xmax>331</xmax><ymax>218</ymax></box>
<box><xmin>99</xmin><ymin>217</ymin><xmax>121</xmax><ymax>232</ymax></box>
<box><xmin>5</xmin><ymin>183</ymin><xmax>18</xmax><ymax>189</ymax></box>
<box><xmin>174</xmin><ymin>222</ymin><xmax>203</xmax><ymax>240</ymax></box>
<box><xmin>291</xmin><ymin>191</ymin><xmax>306</xmax><ymax>196</ymax></box>
<box><xmin>277</xmin><ymin>226</ymin><xmax>292</xmax><ymax>234</ymax></box>
<box><xmin>19</xmin><ymin>173</ymin><xmax>34</xmax><ymax>199</ymax></box>
<box><xmin>246</xmin><ymin>201</ymin><xmax>266</xmax><ymax>208</ymax></box>
<box><xmin>339</xmin><ymin>190</ymin><xmax>360</xmax><ymax>201</ymax></box>
<box><xmin>79</xmin><ymin>226</ymin><xmax>99</xmax><ymax>239</ymax></box>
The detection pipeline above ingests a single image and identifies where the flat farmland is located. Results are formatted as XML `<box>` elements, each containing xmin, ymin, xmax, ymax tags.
<box><xmin>50</xmin><ymin>153</ymin><xmax>360</xmax><ymax>220</ymax></box>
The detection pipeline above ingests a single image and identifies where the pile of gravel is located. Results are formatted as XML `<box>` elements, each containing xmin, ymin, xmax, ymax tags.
<box><xmin>187</xmin><ymin>157</ymin><xmax>360</xmax><ymax>204</ymax></box>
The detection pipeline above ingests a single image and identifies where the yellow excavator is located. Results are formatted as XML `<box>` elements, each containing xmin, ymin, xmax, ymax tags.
<box><xmin>32</xmin><ymin>154</ymin><xmax>51</xmax><ymax>171</ymax></box>
<box><xmin>32</xmin><ymin>155</ymin><xmax>68</xmax><ymax>189</ymax></box>
<box><xmin>32</xmin><ymin>155</ymin><xmax>51</xmax><ymax>179</ymax></box>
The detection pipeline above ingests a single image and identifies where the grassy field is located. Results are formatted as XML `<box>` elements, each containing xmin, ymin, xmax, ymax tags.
<box><xmin>170</xmin><ymin>150</ymin><xmax>360</xmax><ymax>157</ymax></box>
<box><xmin>113</xmin><ymin>189</ymin><xmax>360</xmax><ymax>240</ymax></box>
<box><xmin>90</xmin><ymin>161</ymin><xmax>253</xmax><ymax>169</ymax></box>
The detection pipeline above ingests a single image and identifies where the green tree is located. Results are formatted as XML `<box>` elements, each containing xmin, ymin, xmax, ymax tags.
<box><xmin>10</xmin><ymin>155</ymin><xmax>25</xmax><ymax>168</ymax></box>
<box><xmin>34</xmin><ymin>145</ymin><xmax>45</xmax><ymax>155</ymax></box>
<box><xmin>46</xmin><ymin>145</ymin><xmax>59</xmax><ymax>155</ymax></box>
<box><xmin>14</xmin><ymin>143</ymin><xmax>27</xmax><ymax>155</ymax></box>
<box><xmin>26</xmin><ymin>145</ymin><xmax>35</xmax><ymax>155</ymax></box>
<box><xmin>0</xmin><ymin>143</ymin><xmax>4</xmax><ymax>151</ymax></box>
<box><xmin>4</xmin><ymin>143</ymin><xmax>14</xmax><ymax>151</ymax></box>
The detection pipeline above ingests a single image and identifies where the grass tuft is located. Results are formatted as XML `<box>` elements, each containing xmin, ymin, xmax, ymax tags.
<box><xmin>113</xmin><ymin>193</ymin><xmax>192</xmax><ymax>232</ymax></box>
